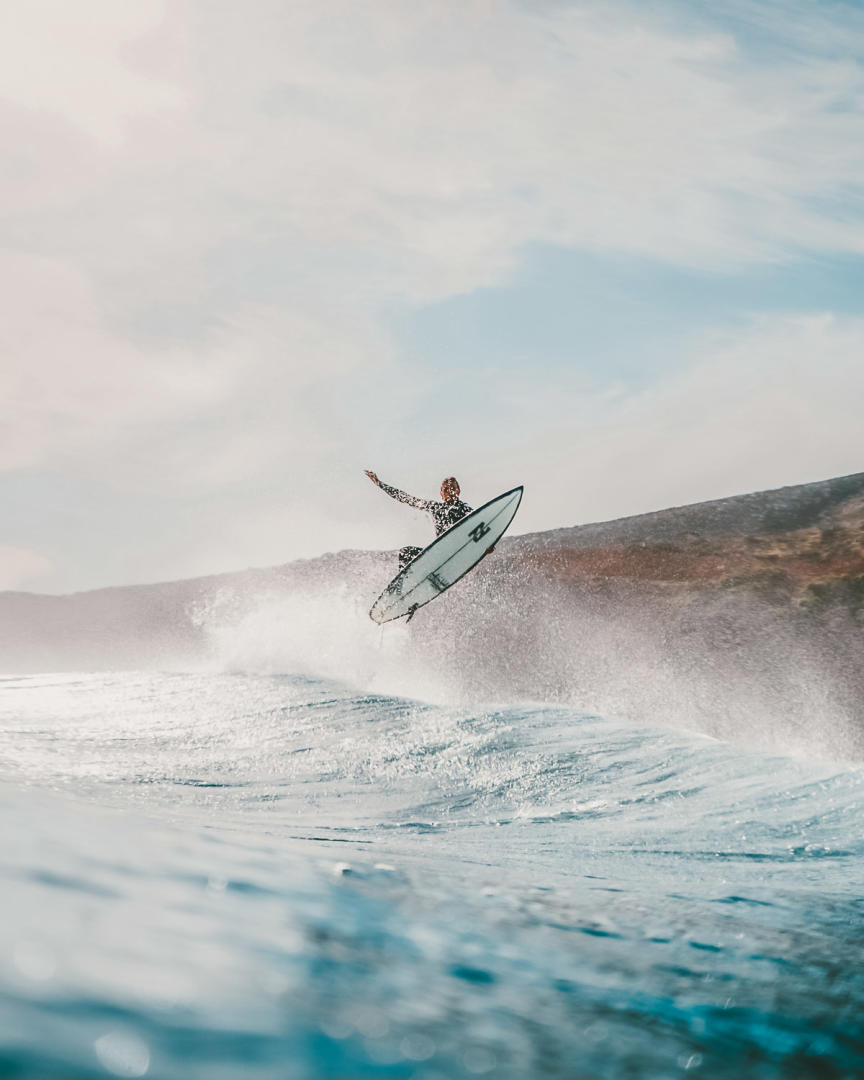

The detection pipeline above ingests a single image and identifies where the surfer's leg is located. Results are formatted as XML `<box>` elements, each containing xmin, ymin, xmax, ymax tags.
<box><xmin>398</xmin><ymin>546</ymin><xmax>423</xmax><ymax>571</ymax></box>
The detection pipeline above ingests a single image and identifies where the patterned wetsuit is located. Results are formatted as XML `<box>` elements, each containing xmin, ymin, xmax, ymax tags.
<box><xmin>377</xmin><ymin>481</ymin><xmax>473</xmax><ymax>569</ymax></box>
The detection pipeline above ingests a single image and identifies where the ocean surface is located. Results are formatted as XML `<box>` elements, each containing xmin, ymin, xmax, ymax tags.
<box><xmin>2</xmin><ymin>574</ymin><xmax>864</xmax><ymax>1078</ymax></box>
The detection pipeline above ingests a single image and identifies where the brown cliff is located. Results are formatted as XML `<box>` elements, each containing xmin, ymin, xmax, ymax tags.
<box><xmin>511</xmin><ymin>471</ymin><xmax>864</xmax><ymax>622</ymax></box>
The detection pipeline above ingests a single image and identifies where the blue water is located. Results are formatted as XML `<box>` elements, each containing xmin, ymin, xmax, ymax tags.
<box><xmin>1</xmin><ymin>668</ymin><xmax>863</xmax><ymax>1079</ymax></box>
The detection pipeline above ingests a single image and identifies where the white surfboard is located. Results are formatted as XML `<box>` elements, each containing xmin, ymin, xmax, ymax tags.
<box><xmin>369</xmin><ymin>486</ymin><xmax>523</xmax><ymax>624</ymax></box>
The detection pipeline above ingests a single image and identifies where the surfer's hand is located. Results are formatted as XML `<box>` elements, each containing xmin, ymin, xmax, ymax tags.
<box><xmin>365</xmin><ymin>470</ymin><xmax>379</xmax><ymax>485</ymax></box>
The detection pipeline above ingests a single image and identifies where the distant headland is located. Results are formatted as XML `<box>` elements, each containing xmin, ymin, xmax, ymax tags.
<box><xmin>511</xmin><ymin>470</ymin><xmax>864</xmax><ymax>618</ymax></box>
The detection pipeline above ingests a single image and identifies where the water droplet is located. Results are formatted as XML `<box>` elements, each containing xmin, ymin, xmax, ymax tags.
<box><xmin>320</xmin><ymin>1015</ymin><xmax>354</xmax><ymax>1040</ymax></box>
<box><xmin>94</xmin><ymin>1031</ymin><xmax>150</xmax><ymax>1078</ymax></box>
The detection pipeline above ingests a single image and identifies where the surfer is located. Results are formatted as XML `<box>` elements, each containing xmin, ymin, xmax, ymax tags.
<box><xmin>365</xmin><ymin>471</ymin><xmax>474</xmax><ymax>569</ymax></box>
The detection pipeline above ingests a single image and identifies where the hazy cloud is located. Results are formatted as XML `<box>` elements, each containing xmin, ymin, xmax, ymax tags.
<box><xmin>0</xmin><ymin>545</ymin><xmax>53</xmax><ymax>590</ymax></box>
<box><xmin>501</xmin><ymin>313</ymin><xmax>864</xmax><ymax>530</ymax></box>
<box><xmin>1</xmin><ymin>0</ymin><xmax>863</xmax><ymax>587</ymax></box>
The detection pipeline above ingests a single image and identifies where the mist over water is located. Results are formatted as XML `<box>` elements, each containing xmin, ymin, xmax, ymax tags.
<box><xmin>202</xmin><ymin>551</ymin><xmax>864</xmax><ymax>764</ymax></box>
<box><xmin>2</xmin><ymin>550</ymin><xmax>863</xmax><ymax>1077</ymax></box>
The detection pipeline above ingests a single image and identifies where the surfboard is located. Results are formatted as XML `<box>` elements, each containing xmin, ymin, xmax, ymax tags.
<box><xmin>369</xmin><ymin>486</ymin><xmax>523</xmax><ymax>624</ymax></box>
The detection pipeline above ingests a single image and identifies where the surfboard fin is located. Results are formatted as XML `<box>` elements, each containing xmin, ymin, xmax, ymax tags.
<box><xmin>405</xmin><ymin>604</ymin><xmax>419</xmax><ymax>623</ymax></box>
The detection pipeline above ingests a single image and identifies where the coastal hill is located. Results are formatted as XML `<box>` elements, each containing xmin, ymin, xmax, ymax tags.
<box><xmin>518</xmin><ymin>471</ymin><xmax>864</xmax><ymax>550</ymax></box>
<box><xmin>511</xmin><ymin>470</ymin><xmax>864</xmax><ymax>611</ymax></box>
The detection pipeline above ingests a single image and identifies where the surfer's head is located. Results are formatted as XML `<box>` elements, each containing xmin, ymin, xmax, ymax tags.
<box><xmin>441</xmin><ymin>477</ymin><xmax>460</xmax><ymax>502</ymax></box>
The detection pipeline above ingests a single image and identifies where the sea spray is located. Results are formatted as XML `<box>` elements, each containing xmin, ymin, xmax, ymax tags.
<box><xmin>196</xmin><ymin>552</ymin><xmax>864</xmax><ymax>762</ymax></box>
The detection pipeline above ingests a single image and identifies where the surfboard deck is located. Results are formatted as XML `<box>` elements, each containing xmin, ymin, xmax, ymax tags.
<box><xmin>369</xmin><ymin>486</ymin><xmax>523</xmax><ymax>624</ymax></box>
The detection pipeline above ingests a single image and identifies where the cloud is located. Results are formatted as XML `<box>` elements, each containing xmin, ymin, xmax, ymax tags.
<box><xmin>0</xmin><ymin>0</ymin><xmax>181</xmax><ymax>143</ymax></box>
<box><xmin>0</xmin><ymin>254</ymin><xmax>242</xmax><ymax>475</ymax></box>
<box><xmin>0</xmin><ymin>546</ymin><xmax>53</xmax><ymax>590</ymax></box>
<box><xmin>6</xmin><ymin>0</ymin><xmax>864</xmax><ymax>307</ymax></box>
<box><xmin>2</xmin><ymin>0</ymin><xmax>864</xmax><ymax>587</ymax></box>
<box><xmin>0</xmin><ymin>253</ymin><xmax>394</xmax><ymax>494</ymax></box>
<box><xmin>485</xmin><ymin>312</ymin><xmax>864</xmax><ymax>532</ymax></box>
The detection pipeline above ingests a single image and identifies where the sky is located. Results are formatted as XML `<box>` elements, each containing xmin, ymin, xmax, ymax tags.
<box><xmin>2</xmin><ymin>0</ymin><xmax>864</xmax><ymax>593</ymax></box>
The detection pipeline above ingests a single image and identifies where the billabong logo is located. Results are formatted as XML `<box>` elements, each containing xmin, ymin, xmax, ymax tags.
<box><xmin>469</xmin><ymin>522</ymin><xmax>491</xmax><ymax>543</ymax></box>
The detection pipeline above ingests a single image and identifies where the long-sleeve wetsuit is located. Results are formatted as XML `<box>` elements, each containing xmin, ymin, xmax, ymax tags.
<box><xmin>377</xmin><ymin>481</ymin><xmax>473</xmax><ymax>536</ymax></box>
<box><xmin>376</xmin><ymin>480</ymin><xmax>473</xmax><ymax>569</ymax></box>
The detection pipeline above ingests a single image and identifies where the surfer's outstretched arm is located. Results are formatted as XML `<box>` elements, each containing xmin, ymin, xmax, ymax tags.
<box><xmin>364</xmin><ymin>470</ymin><xmax>430</xmax><ymax>510</ymax></box>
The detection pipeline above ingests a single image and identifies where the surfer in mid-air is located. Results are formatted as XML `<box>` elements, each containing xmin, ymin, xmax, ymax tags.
<box><xmin>365</xmin><ymin>475</ymin><xmax>522</xmax><ymax>624</ymax></box>
<box><xmin>364</xmin><ymin>471</ymin><xmax>474</xmax><ymax>569</ymax></box>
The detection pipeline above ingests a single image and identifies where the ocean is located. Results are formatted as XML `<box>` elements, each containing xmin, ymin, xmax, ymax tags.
<box><xmin>1</xmin><ymin>559</ymin><xmax>863</xmax><ymax>1078</ymax></box>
